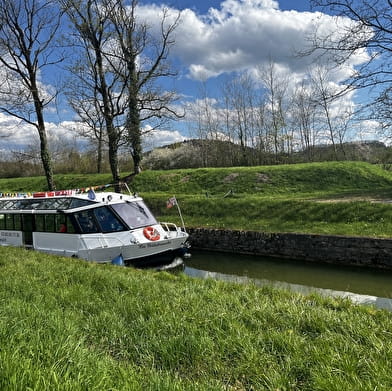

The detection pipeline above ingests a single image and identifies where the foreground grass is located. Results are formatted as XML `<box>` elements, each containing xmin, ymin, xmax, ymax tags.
<box><xmin>1</xmin><ymin>246</ymin><xmax>392</xmax><ymax>391</ymax></box>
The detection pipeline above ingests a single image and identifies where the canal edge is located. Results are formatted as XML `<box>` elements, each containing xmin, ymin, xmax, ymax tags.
<box><xmin>187</xmin><ymin>228</ymin><xmax>392</xmax><ymax>271</ymax></box>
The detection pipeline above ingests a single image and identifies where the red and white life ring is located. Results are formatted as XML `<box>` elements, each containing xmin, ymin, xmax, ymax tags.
<box><xmin>143</xmin><ymin>226</ymin><xmax>160</xmax><ymax>241</ymax></box>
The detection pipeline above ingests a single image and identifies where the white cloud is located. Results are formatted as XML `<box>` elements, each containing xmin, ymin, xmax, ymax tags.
<box><xmin>142</xmin><ymin>129</ymin><xmax>188</xmax><ymax>151</ymax></box>
<box><xmin>151</xmin><ymin>0</ymin><xmax>369</xmax><ymax>84</ymax></box>
<box><xmin>0</xmin><ymin>113</ymin><xmax>37</xmax><ymax>150</ymax></box>
<box><xmin>0</xmin><ymin>114</ymin><xmax>88</xmax><ymax>153</ymax></box>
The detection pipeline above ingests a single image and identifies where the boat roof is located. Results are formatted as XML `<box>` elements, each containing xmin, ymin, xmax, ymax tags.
<box><xmin>0</xmin><ymin>191</ymin><xmax>142</xmax><ymax>212</ymax></box>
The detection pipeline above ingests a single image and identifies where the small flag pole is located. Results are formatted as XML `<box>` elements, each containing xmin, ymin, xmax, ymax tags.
<box><xmin>174</xmin><ymin>196</ymin><xmax>186</xmax><ymax>232</ymax></box>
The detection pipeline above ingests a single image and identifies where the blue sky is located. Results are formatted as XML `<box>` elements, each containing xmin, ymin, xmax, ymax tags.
<box><xmin>0</xmin><ymin>0</ymin><xmax>377</xmax><ymax>152</ymax></box>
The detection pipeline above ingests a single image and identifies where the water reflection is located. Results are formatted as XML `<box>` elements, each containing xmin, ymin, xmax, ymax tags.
<box><xmin>185</xmin><ymin>251</ymin><xmax>392</xmax><ymax>311</ymax></box>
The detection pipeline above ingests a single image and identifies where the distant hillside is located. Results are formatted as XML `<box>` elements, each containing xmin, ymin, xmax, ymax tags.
<box><xmin>143</xmin><ymin>139</ymin><xmax>392</xmax><ymax>170</ymax></box>
<box><xmin>295</xmin><ymin>140</ymin><xmax>391</xmax><ymax>163</ymax></box>
<box><xmin>143</xmin><ymin>139</ymin><xmax>262</xmax><ymax>169</ymax></box>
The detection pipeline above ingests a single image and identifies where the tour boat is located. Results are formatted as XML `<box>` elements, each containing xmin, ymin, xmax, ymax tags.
<box><xmin>0</xmin><ymin>189</ymin><xmax>190</xmax><ymax>270</ymax></box>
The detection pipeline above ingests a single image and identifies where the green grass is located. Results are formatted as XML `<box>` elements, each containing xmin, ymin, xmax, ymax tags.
<box><xmin>129</xmin><ymin>161</ymin><xmax>392</xmax><ymax>197</ymax></box>
<box><xmin>145</xmin><ymin>196</ymin><xmax>392</xmax><ymax>237</ymax></box>
<box><xmin>1</xmin><ymin>246</ymin><xmax>392</xmax><ymax>390</ymax></box>
<box><xmin>2</xmin><ymin>161</ymin><xmax>392</xmax><ymax>197</ymax></box>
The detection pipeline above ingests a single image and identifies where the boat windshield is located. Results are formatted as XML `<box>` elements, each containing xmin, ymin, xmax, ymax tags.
<box><xmin>111</xmin><ymin>201</ymin><xmax>157</xmax><ymax>229</ymax></box>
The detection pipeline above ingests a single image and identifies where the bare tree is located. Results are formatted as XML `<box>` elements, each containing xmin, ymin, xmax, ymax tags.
<box><xmin>62</xmin><ymin>0</ymin><xmax>181</xmax><ymax>183</ymax></box>
<box><xmin>310</xmin><ymin>66</ymin><xmax>353</xmax><ymax>159</ymax></box>
<box><xmin>0</xmin><ymin>0</ymin><xmax>62</xmax><ymax>190</ymax></box>
<box><xmin>256</xmin><ymin>61</ymin><xmax>289</xmax><ymax>159</ymax></box>
<box><xmin>310</xmin><ymin>66</ymin><xmax>339</xmax><ymax>158</ymax></box>
<box><xmin>61</xmin><ymin>0</ymin><xmax>127</xmax><ymax>185</ymax></box>
<box><xmin>67</xmin><ymin>97</ymin><xmax>107</xmax><ymax>173</ymax></box>
<box><xmin>308</xmin><ymin>1</ymin><xmax>392</xmax><ymax>130</ymax></box>
<box><xmin>290</xmin><ymin>80</ymin><xmax>318</xmax><ymax>161</ymax></box>
<box><xmin>107</xmin><ymin>0</ymin><xmax>181</xmax><ymax>179</ymax></box>
<box><xmin>220</xmin><ymin>73</ymin><xmax>263</xmax><ymax>165</ymax></box>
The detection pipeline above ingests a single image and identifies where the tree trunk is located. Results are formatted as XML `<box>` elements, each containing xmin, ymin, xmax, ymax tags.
<box><xmin>127</xmin><ymin>54</ymin><xmax>142</xmax><ymax>177</ymax></box>
<box><xmin>32</xmin><ymin>81</ymin><xmax>55</xmax><ymax>190</ymax></box>
<box><xmin>97</xmin><ymin>134</ymin><xmax>103</xmax><ymax>173</ymax></box>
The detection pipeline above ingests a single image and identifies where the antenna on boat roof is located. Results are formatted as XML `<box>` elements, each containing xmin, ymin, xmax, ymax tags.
<box><xmin>121</xmin><ymin>182</ymin><xmax>132</xmax><ymax>196</ymax></box>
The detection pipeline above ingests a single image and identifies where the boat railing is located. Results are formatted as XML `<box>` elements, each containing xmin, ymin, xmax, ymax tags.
<box><xmin>160</xmin><ymin>222</ymin><xmax>185</xmax><ymax>235</ymax></box>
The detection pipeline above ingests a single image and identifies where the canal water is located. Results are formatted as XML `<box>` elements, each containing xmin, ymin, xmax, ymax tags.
<box><xmin>184</xmin><ymin>250</ymin><xmax>392</xmax><ymax>311</ymax></box>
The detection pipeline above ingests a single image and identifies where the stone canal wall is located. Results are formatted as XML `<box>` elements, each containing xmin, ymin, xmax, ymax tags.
<box><xmin>187</xmin><ymin>228</ymin><xmax>392</xmax><ymax>270</ymax></box>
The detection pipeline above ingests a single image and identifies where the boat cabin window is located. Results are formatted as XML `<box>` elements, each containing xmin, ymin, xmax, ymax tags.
<box><xmin>0</xmin><ymin>213</ymin><xmax>22</xmax><ymax>230</ymax></box>
<box><xmin>93</xmin><ymin>207</ymin><xmax>126</xmax><ymax>233</ymax></box>
<box><xmin>46</xmin><ymin>215</ymin><xmax>56</xmax><ymax>232</ymax></box>
<box><xmin>5</xmin><ymin>214</ymin><xmax>14</xmax><ymax>230</ymax></box>
<box><xmin>14</xmin><ymin>215</ymin><xmax>22</xmax><ymax>230</ymax></box>
<box><xmin>73</xmin><ymin>207</ymin><xmax>126</xmax><ymax>234</ymax></box>
<box><xmin>35</xmin><ymin>214</ymin><xmax>76</xmax><ymax>233</ymax></box>
<box><xmin>56</xmin><ymin>215</ymin><xmax>76</xmax><ymax>233</ymax></box>
<box><xmin>74</xmin><ymin>210</ymin><xmax>99</xmax><ymax>233</ymax></box>
<box><xmin>111</xmin><ymin>201</ymin><xmax>157</xmax><ymax>229</ymax></box>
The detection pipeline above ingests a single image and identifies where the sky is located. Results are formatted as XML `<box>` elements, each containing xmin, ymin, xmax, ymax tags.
<box><xmin>0</xmin><ymin>0</ymin><xmax>378</xmax><ymax>154</ymax></box>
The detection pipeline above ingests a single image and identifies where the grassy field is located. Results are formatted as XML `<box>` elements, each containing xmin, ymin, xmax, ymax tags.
<box><xmin>0</xmin><ymin>246</ymin><xmax>391</xmax><ymax>391</ymax></box>
<box><xmin>2</xmin><ymin>161</ymin><xmax>392</xmax><ymax>237</ymax></box>
<box><xmin>1</xmin><ymin>163</ymin><xmax>392</xmax><ymax>390</ymax></box>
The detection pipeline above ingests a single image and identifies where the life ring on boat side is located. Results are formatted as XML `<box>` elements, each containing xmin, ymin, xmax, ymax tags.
<box><xmin>143</xmin><ymin>226</ymin><xmax>160</xmax><ymax>241</ymax></box>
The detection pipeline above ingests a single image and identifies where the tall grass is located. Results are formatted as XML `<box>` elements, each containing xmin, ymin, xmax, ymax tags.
<box><xmin>1</xmin><ymin>246</ymin><xmax>392</xmax><ymax>390</ymax></box>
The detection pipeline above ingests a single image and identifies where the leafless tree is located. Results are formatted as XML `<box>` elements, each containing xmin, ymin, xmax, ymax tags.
<box><xmin>107</xmin><ymin>0</ymin><xmax>181</xmax><ymax>179</ymax></box>
<box><xmin>308</xmin><ymin>1</ymin><xmax>392</xmax><ymax>130</ymax></box>
<box><xmin>309</xmin><ymin>65</ymin><xmax>353</xmax><ymax>159</ymax></box>
<box><xmin>61</xmin><ymin>0</ymin><xmax>127</xmax><ymax>185</ymax></box>
<box><xmin>188</xmin><ymin>83</ymin><xmax>222</xmax><ymax>167</ymax></box>
<box><xmin>256</xmin><ymin>61</ymin><xmax>289</xmax><ymax>159</ymax></box>
<box><xmin>67</xmin><ymin>97</ymin><xmax>107</xmax><ymax>173</ymax></box>
<box><xmin>0</xmin><ymin>0</ymin><xmax>63</xmax><ymax>190</ymax></box>
<box><xmin>290</xmin><ymin>80</ymin><xmax>318</xmax><ymax>161</ymax></box>
<box><xmin>220</xmin><ymin>74</ymin><xmax>263</xmax><ymax>165</ymax></box>
<box><xmin>310</xmin><ymin>66</ymin><xmax>339</xmax><ymax>158</ymax></box>
<box><xmin>62</xmin><ymin>0</ymin><xmax>181</xmax><ymax>184</ymax></box>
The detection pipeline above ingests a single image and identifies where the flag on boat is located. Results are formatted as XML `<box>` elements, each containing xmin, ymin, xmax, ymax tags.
<box><xmin>87</xmin><ymin>189</ymin><xmax>96</xmax><ymax>200</ymax></box>
<box><xmin>166</xmin><ymin>196</ymin><xmax>177</xmax><ymax>209</ymax></box>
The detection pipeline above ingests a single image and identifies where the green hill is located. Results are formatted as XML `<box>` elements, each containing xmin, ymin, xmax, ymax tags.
<box><xmin>131</xmin><ymin>161</ymin><xmax>392</xmax><ymax>198</ymax></box>
<box><xmin>2</xmin><ymin>161</ymin><xmax>392</xmax><ymax>237</ymax></box>
<box><xmin>1</xmin><ymin>161</ymin><xmax>392</xmax><ymax>198</ymax></box>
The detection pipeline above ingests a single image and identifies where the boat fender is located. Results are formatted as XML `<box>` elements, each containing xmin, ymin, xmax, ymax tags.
<box><xmin>143</xmin><ymin>226</ymin><xmax>160</xmax><ymax>241</ymax></box>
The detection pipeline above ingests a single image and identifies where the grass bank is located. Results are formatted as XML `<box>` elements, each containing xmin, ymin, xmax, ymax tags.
<box><xmin>2</xmin><ymin>161</ymin><xmax>392</xmax><ymax>237</ymax></box>
<box><xmin>1</xmin><ymin>246</ymin><xmax>392</xmax><ymax>391</ymax></box>
<box><xmin>147</xmin><ymin>196</ymin><xmax>392</xmax><ymax>237</ymax></box>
